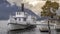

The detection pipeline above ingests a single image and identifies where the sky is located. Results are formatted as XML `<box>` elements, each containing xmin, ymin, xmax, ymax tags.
<box><xmin>0</xmin><ymin>0</ymin><xmax>60</xmax><ymax>20</ymax></box>
<box><xmin>7</xmin><ymin>0</ymin><xmax>60</xmax><ymax>16</ymax></box>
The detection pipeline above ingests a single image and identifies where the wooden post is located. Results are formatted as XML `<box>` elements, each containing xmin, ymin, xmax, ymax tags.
<box><xmin>48</xmin><ymin>21</ymin><xmax>51</xmax><ymax>34</ymax></box>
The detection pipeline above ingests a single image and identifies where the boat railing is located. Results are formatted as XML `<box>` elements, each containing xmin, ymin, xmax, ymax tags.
<box><xmin>55</xmin><ymin>25</ymin><xmax>60</xmax><ymax>29</ymax></box>
<box><xmin>9</xmin><ymin>20</ymin><xmax>36</xmax><ymax>25</ymax></box>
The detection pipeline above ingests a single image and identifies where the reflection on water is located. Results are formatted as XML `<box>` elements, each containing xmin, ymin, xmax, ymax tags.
<box><xmin>7</xmin><ymin>27</ymin><xmax>50</xmax><ymax>34</ymax></box>
<box><xmin>7</xmin><ymin>28</ymin><xmax>36</xmax><ymax>34</ymax></box>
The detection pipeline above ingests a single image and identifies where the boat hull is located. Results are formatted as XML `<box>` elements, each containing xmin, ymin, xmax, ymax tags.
<box><xmin>9</xmin><ymin>24</ymin><xmax>28</xmax><ymax>30</ymax></box>
<box><xmin>8</xmin><ymin>23</ymin><xmax>36</xmax><ymax>30</ymax></box>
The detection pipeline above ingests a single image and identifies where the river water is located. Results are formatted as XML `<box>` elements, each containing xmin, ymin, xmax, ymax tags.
<box><xmin>0</xmin><ymin>20</ymin><xmax>59</xmax><ymax>34</ymax></box>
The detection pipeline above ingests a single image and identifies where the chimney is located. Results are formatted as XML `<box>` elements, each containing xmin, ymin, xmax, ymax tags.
<box><xmin>21</xmin><ymin>3</ymin><xmax>24</xmax><ymax>11</ymax></box>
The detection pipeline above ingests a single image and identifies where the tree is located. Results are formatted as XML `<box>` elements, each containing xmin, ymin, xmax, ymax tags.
<box><xmin>41</xmin><ymin>1</ymin><xmax>59</xmax><ymax>17</ymax></box>
<box><xmin>41</xmin><ymin>1</ymin><xmax>59</xmax><ymax>34</ymax></box>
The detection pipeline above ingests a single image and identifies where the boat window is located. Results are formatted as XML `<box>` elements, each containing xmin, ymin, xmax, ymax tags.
<box><xmin>17</xmin><ymin>12</ymin><xmax>18</xmax><ymax>15</ymax></box>
<box><xmin>17</xmin><ymin>12</ymin><xmax>20</xmax><ymax>15</ymax></box>
<box><xmin>23</xmin><ymin>18</ymin><xmax>26</xmax><ymax>21</ymax></box>
<box><xmin>15</xmin><ymin>18</ymin><xmax>17</xmax><ymax>20</ymax></box>
<box><xmin>19</xmin><ymin>18</ymin><xmax>21</xmax><ymax>21</ymax></box>
<box><xmin>56</xmin><ymin>29</ymin><xmax>60</xmax><ymax>32</ymax></box>
<box><xmin>19</xmin><ymin>12</ymin><xmax>21</xmax><ymax>15</ymax></box>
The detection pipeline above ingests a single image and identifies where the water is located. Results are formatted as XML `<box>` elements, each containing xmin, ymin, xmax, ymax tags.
<box><xmin>0</xmin><ymin>20</ymin><xmax>58</xmax><ymax>34</ymax></box>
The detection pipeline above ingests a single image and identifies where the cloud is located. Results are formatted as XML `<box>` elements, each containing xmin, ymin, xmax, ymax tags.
<box><xmin>7</xmin><ymin>0</ymin><xmax>22</xmax><ymax>6</ymax></box>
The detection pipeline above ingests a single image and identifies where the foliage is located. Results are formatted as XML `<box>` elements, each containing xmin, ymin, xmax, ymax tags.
<box><xmin>41</xmin><ymin>1</ymin><xmax>59</xmax><ymax>17</ymax></box>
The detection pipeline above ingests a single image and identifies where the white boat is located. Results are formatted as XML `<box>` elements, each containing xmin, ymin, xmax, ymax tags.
<box><xmin>8</xmin><ymin>3</ymin><xmax>36</xmax><ymax>30</ymax></box>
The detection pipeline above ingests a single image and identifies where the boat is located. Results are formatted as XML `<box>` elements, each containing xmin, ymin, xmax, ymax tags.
<box><xmin>8</xmin><ymin>3</ymin><xmax>36</xmax><ymax>30</ymax></box>
<box><xmin>39</xmin><ymin>27</ymin><xmax>49</xmax><ymax>32</ymax></box>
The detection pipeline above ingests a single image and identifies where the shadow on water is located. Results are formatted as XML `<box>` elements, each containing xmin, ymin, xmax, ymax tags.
<box><xmin>7</xmin><ymin>25</ymin><xmax>36</xmax><ymax>34</ymax></box>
